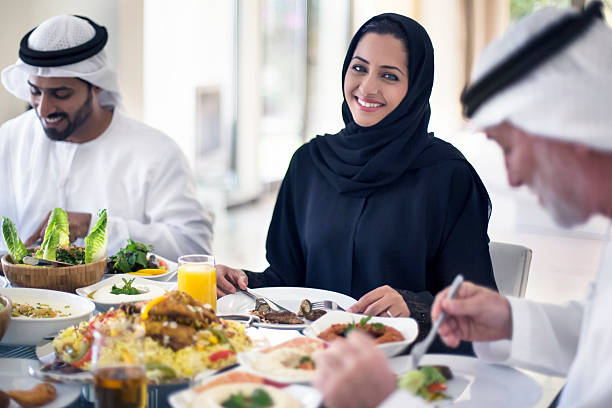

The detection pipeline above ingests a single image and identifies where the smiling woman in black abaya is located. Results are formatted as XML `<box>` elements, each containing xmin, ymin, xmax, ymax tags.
<box><xmin>216</xmin><ymin>13</ymin><xmax>497</xmax><ymax>355</ymax></box>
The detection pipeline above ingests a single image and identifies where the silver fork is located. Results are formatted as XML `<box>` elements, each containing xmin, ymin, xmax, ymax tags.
<box><xmin>311</xmin><ymin>300</ymin><xmax>345</xmax><ymax>311</ymax></box>
<box><xmin>409</xmin><ymin>274</ymin><xmax>464</xmax><ymax>369</ymax></box>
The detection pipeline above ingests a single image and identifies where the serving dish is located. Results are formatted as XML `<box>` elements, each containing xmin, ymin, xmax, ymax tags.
<box><xmin>168</xmin><ymin>369</ymin><xmax>322</xmax><ymax>408</ymax></box>
<box><xmin>302</xmin><ymin>310</ymin><xmax>418</xmax><ymax>357</ymax></box>
<box><xmin>75</xmin><ymin>274</ymin><xmax>177</xmax><ymax>312</ymax></box>
<box><xmin>390</xmin><ymin>354</ymin><xmax>542</xmax><ymax>407</ymax></box>
<box><xmin>236</xmin><ymin>337</ymin><xmax>325</xmax><ymax>384</ymax></box>
<box><xmin>0</xmin><ymin>294</ymin><xmax>12</xmax><ymax>341</ymax></box>
<box><xmin>1</xmin><ymin>254</ymin><xmax>107</xmax><ymax>293</ymax></box>
<box><xmin>0</xmin><ymin>287</ymin><xmax>94</xmax><ymax>346</ymax></box>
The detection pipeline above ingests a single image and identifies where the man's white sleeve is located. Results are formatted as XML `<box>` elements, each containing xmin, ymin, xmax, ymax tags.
<box><xmin>474</xmin><ymin>297</ymin><xmax>583</xmax><ymax>376</ymax></box>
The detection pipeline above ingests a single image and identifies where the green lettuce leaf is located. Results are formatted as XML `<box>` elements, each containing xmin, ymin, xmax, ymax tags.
<box><xmin>85</xmin><ymin>209</ymin><xmax>107</xmax><ymax>263</ymax></box>
<box><xmin>2</xmin><ymin>216</ymin><xmax>28</xmax><ymax>264</ymax></box>
<box><xmin>35</xmin><ymin>226</ymin><xmax>60</xmax><ymax>261</ymax></box>
<box><xmin>44</xmin><ymin>208</ymin><xmax>70</xmax><ymax>246</ymax></box>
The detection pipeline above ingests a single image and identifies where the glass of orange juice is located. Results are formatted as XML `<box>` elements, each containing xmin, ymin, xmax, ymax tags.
<box><xmin>177</xmin><ymin>254</ymin><xmax>216</xmax><ymax>311</ymax></box>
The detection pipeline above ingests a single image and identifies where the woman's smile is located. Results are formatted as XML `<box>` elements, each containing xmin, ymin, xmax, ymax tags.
<box><xmin>355</xmin><ymin>96</ymin><xmax>385</xmax><ymax>111</ymax></box>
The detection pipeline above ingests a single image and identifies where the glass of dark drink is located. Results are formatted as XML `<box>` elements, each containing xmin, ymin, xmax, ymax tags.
<box><xmin>92</xmin><ymin>322</ymin><xmax>147</xmax><ymax>408</ymax></box>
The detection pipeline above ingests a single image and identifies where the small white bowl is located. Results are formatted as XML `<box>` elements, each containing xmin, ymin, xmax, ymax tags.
<box><xmin>0</xmin><ymin>287</ymin><xmax>95</xmax><ymax>346</ymax></box>
<box><xmin>302</xmin><ymin>310</ymin><xmax>419</xmax><ymax>357</ymax></box>
<box><xmin>76</xmin><ymin>274</ymin><xmax>177</xmax><ymax>312</ymax></box>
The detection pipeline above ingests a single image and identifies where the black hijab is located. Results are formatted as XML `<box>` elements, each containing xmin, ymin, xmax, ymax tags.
<box><xmin>308</xmin><ymin>13</ymin><xmax>453</xmax><ymax>198</ymax></box>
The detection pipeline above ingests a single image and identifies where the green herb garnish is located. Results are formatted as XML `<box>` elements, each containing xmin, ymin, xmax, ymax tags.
<box><xmin>108</xmin><ymin>239</ymin><xmax>152</xmax><ymax>273</ymax></box>
<box><xmin>359</xmin><ymin>316</ymin><xmax>373</xmax><ymax>326</ymax></box>
<box><xmin>110</xmin><ymin>278</ymin><xmax>142</xmax><ymax>295</ymax></box>
<box><xmin>221</xmin><ymin>389</ymin><xmax>273</xmax><ymax>408</ymax></box>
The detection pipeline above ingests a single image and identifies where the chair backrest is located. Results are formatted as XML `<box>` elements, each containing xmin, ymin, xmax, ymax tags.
<box><xmin>489</xmin><ymin>241</ymin><xmax>533</xmax><ymax>297</ymax></box>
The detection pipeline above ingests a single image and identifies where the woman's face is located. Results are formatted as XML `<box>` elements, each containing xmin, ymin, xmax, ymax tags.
<box><xmin>344</xmin><ymin>33</ymin><xmax>409</xmax><ymax>127</ymax></box>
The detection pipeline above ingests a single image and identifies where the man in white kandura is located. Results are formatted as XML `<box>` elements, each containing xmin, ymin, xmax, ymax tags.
<box><xmin>0</xmin><ymin>15</ymin><xmax>212</xmax><ymax>260</ymax></box>
<box><xmin>313</xmin><ymin>3</ymin><xmax>612</xmax><ymax>407</ymax></box>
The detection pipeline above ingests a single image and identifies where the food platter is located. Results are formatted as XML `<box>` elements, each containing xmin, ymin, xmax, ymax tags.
<box><xmin>390</xmin><ymin>354</ymin><xmax>542</xmax><ymax>407</ymax></box>
<box><xmin>217</xmin><ymin>287</ymin><xmax>356</xmax><ymax>330</ymax></box>
<box><xmin>75</xmin><ymin>274</ymin><xmax>177</xmax><ymax>312</ymax></box>
<box><xmin>302</xmin><ymin>310</ymin><xmax>418</xmax><ymax>357</ymax></box>
<box><xmin>168</xmin><ymin>369</ymin><xmax>322</xmax><ymax>408</ymax></box>
<box><xmin>0</xmin><ymin>287</ymin><xmax>94</xmax><ymax>346</ymax></box>
<box><xmin>236</xmin><ymin>337</ymin><xmax>325</xmax><ymax>384</ymax></box>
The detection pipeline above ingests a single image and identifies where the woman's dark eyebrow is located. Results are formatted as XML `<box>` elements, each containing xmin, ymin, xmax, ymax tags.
<box><xmin>351</xmin><ymin>57</ymin><xmax>405</xmax><ymax>76</ymax></box>
<box><xmin>27</xmin><ymin>80</ymin><xmax>72</xmax><ymax>92</ymax></box>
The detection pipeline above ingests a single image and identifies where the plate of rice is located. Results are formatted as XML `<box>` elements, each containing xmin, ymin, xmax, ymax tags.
<box><xmin>50</xmin><ymin>291</ymin><xmax>252</xmax><ymax>383</ymax></box>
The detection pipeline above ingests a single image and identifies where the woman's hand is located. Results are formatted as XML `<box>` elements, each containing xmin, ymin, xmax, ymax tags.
<box><xmin>314</xmin><ymin>331</ymin><xmax>397</xmax><ymax>408</ymax></box>
<box><xmin>431</xmin><ymin>281</ymin><xmax>512</xmax><ymax>348</ymax></box>
<box><xmin>216</xmin><ymin>264</ymin><xmax>248</xmax><ymax>297</ymax></box>
<box><xmin>347</xmin><ymin>285</ymin><xmax>410</xmax><ymax>317</ymax></box>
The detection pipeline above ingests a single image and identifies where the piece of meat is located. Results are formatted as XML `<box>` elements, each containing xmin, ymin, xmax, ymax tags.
<box><xmin>304</xmin><ymin>309</ymin><xmax>327</xmax><ymax>321</ymax></box>
<box><xmin>262</xmin><ymin>311</ymin><xmax>303</xmax><ymax>325</ymax></box>
<box><xmin>6</xmin><ymin>383</ymin><xmax>56</xmax><ymax>408</ymax></box>
<box><xmin>0</xmin><ymin>390</ymin><xmax>9</xmax><ymax>408</ymax></box>
<box><xmin>147</xmin><ymin>291</ymin><xmax>218</xmax><ymax>328</ymax></box>
<box><xmin>145</xmin><ymin>320</ymin><xmax>196</xmax><ymax>351</ymax></box>
<box><xmin>317</xmin><ymin>323</ymin><xmax>404</xmax><ymax>344</ymax></box>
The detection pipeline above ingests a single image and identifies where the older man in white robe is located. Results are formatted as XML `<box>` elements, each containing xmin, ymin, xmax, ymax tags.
<box><xmin>0</xmin><ymin>15</ymin><xmax>213</xmax><ymax>260</ymax></box>
<box><xmin>313</xmin><ymin>2</ymin><xmax>612</xmax><ymax>407</ymax></box>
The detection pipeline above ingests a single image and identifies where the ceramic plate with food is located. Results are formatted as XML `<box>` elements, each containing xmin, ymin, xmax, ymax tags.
<box><xmin>0</xmin><ymin>288</ymin><xmax>95</xmax><ymax>346</ymax></box>
<box><xmin>49</xmin><ymin>291</ymin><xmax>252</xmax><ymax>384</ymax></box>
<box><xmin>237</xmin><ymin>337</ymin><xmax>325</xmax><ymax>384</ymax></box>
<box><xmin>168</xmin><ymin>370</ymin><xmax>322</xmax><ymax>408</ymax></box>
<box><xmin>391</xmin><ymin>354</ymin><xmax>542</xmax><ymax>407</ymax></box>
<box><xmin>76</xmin><ymin>274</ymin><xmax>177</xmax><ymax>312</ymax></box>
<box><xmin>302</xmin><ymin>310</ymin><xmax>418</xmax><ymax>357</ymax></box>
<box><xmin>0</xmin><ymin>358</ymin><xmax>81</xmax><ymax>408</ymax></box>
<box><xmin>217</xmin><ymin>287</ymin><xmax>356</xmax><ymax>330</ymax></box>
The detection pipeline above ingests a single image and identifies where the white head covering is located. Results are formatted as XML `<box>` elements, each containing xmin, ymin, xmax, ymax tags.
<box><xmin>1</xmin><ymin>15</ymin><xmax>122</xmax><ymax>108</ymax></box>
<box><xmin>468</xmin><ymin>6</ymin><xmax>612</xmax><ymax>152</ymax></box>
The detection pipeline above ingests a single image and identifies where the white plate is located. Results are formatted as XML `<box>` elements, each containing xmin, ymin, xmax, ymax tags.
<box><xmin>168</xmin><ymin>368</ymin><xmax>322</xmax><ymax>408</ymax></box>
<box><xmin>217</xmin><ymin>287</ymin><xmax>357</xmax><ymax>330</ymax></box>
<box><xmin>105</xmin><ymin>253</ymin><xmax>177</xmax><ymax>281</ymax></box>
<box><xmin>302</xmin><ymin>310</ymin><xmax>418</xmax><ymax>357</ymax></box>
<box><xmin>0</xmin><ymin>288</ymin><xmax>95</xmax><ymax>346</ymax></box>
<box><xmin>0</xmin><ymin>358</ymin><xmax>81</xmax><ymax>408</ymax></box>
<box><xmin>76</xmin><ymin>274</ymin><xmax>177</xmax><ymax>312</ymax></box>
<box><xmin>236</xmin><ymin>337</ymin><xmax>325</xmax><ymax>384</ymax></box>
<box><xmin>390</xmin><ymin>354</ymin><xmax>542</xmax><ymax>407</ymax></box>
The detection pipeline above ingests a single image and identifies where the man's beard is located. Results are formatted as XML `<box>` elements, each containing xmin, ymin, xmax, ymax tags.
<box><xmin>40</xmin><ymin>89</ymin><xmax>94</xmax><ymax>141</ymax></box>
<box><xmin>531</xmin><ymin>161</ymin><xmax>588</xmax><ymax>229</ymax></box>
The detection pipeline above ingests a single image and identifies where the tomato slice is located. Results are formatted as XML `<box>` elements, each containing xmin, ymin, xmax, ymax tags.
<box><xmin>426</xmin><ymin>382</ymin><xmax>447</xmax><ymax>393</ymax></box>
<box><xmin>73</xmin><ymin>345</ymin><xmax>93</xmax><ymax>368</ymax></box>
<box><xmin>209</xmin><ymin>350</ymin><xmax>236</xmax><ymax>362</ymax></box>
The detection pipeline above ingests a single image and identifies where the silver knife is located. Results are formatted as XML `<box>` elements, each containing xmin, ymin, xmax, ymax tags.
<box><xmin>22</xmin><ymin>256</ymin><xmax>73</xmax><ymax>267</ymax></box>
<box><xmin>241</xmin><ymin>288</ymin><xmax>289</xmax><ymax>312</ymax></box>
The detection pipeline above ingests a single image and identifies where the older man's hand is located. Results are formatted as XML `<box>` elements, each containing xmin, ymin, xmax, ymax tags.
<box><xmin>314</xmin><ymin>331</ymin><xmax>397</xmax><ymax>408</ymax></box>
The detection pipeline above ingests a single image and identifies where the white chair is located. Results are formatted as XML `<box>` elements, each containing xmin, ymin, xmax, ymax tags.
<box><xmin>489</xmin><ymin>241</ymin><xmax>533</xmax><ymax>297</ymax></box>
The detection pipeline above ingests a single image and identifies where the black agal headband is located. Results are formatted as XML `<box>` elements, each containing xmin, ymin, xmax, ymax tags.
<box><xmin>461</xmin><ymin>1</ymin><xmax>603</xmax><ymax>118</ymax></box>
<box><xmin>18</xmin><ymin>15</ymin><xmax>108</xmax><ymax>68</ymax></box>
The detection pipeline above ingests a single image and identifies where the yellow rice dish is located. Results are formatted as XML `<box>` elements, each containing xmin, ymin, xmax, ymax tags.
<box><xmin>52</xmin><ymin>291</ymin><xmax>252</xmax><ymax>382</ymax></box>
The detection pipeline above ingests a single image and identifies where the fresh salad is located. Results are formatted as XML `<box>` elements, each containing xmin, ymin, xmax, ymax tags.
<box><xmin>1</xmin><ymin>208</ymin><xmax>107</xmax><ymax>265</ymax></box>
<box><xmin>107</xmin><ymin>239</ymin><xmax>168</xmax><ymax>274</ymax></box>
<box><xmin>398</xmin><ymin>365</ymin><xmax>452</xmax><ymax>402</ymax></box>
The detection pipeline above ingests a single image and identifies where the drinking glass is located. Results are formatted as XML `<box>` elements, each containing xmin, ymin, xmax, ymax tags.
<box><xmin>177</xmin><ymin>254</ymin><xmax>216</xmax><ymax>311</ymax></box>
<box><xmin>92</xmin><ymin>322</ymin><xmax>147</xmax><ymax>408</ymax></box>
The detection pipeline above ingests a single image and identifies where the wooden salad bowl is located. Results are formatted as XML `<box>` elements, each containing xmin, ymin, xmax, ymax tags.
<box><xmin>1</xmin><ymin>254</ymin><xmax>107</xmax><ymax>293</ymax></box>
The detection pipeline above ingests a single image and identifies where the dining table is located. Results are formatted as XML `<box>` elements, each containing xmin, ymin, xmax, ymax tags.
<box><xmin>0</xmin><ymin>279</ymin><xmax>566</xmax><ymax>408</ymax></box>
